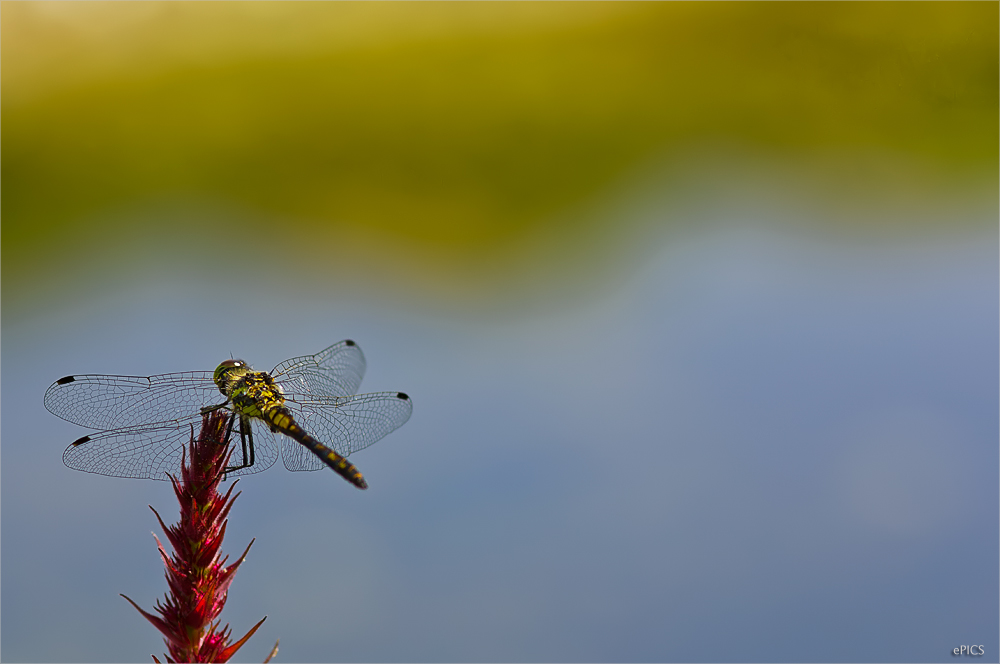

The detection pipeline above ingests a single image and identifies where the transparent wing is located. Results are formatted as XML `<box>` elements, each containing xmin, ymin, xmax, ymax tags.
<box><xmin>62</xmin><ymin>415</ymin><xmax>279</xmax><ymax>480</ymax></box>
<box><xmin>44</xmin><ymin>372</ymin><xmax>222</xmax><ymax>430</ymax></box>
<box><xmin>270</xmin><ymin>340</ymin><xmax>366</xmax><ymax>400</ymax></box>
<box><xmin>233</xmin><ymin>420</ymin><xmax>282</xmax><ymax>477</ymax></box>
<box><xmin>280</xmin><ymin>391</ymin><xmax>413</xmax><ymax>471</ymax></box>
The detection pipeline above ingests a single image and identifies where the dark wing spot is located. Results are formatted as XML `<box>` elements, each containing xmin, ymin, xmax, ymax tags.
<box><xmin>345</xmin><ymin>339</ymin><xmax>356</xmax><ymax>346</ymax></box>
<box><xmin>396</xmin><ymin>392</ymin><xmax>409</xmax><ymax>400</ymax></box>
<box><xmin>56</xmin><ymin>376</ymin><xmax>76</xmax><ymax>385</ymax></box>
<box><xmin>71</xmin><ymin>435</ymin><xmax>92</xmax><ymax>447</ymax></box>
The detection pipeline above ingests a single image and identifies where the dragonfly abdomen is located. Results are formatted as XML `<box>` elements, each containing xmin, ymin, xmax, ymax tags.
<box><xmin>265</xmin><ymin>407</ymin><xmax>368</xmax><ymax>489</ymax></box>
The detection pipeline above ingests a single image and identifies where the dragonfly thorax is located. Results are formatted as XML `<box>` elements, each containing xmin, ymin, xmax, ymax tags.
<box><xmin>225</xmin><ymin>368</ymin><xmax>285</xmax><ymax>424</ymax></box>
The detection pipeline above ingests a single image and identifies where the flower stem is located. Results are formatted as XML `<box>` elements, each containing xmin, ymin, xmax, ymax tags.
<box><xmin>122</xmin><ymin>411</ymin><xmax>266</xmax><ymax>663</ymax></box>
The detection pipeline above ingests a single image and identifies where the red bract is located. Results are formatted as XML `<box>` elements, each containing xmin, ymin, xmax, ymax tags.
<box><xmin>122</xmin><ymin>411</ymin><xmax>266</xmax><ymax>663</ymax></box>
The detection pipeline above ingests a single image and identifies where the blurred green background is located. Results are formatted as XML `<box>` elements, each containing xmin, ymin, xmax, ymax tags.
<box><xmin>3</xmin><ymin>2</ymin><xmax>996</xmax><ymax>315</ymax></box>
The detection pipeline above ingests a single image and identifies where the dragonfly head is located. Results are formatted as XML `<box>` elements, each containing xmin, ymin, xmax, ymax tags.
<box><xmin>213</xmin><ymin>359</ymin><xmax>248</xmax><ymax>394</ymax></box>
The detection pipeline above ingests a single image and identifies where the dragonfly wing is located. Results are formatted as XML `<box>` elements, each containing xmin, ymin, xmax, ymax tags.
<box><xmin>63</xmin><ymin>418</ymin><xmax>201</xmax><ymax>480</ymax></box>
<box><xmin>44</xmin><ymin>372</ymin><xmax>222</xmax><ymax>430</ymax></box>
<box><xmin>63</xmin><ymin>415</ymin><xmax>280</xmax><ymax>480</ymax></box>
<box><xmin>280</xmin><ymin>391</ymin><xmax>413</xmax><ymax>471</ymax></box>
<box><xmin>225</xmin><ymin>419</ymin><xmax>281</xmax><ymax>477</ymax></box>
<box><xmin>270</xmin><ymin>340</ymin><xmax>366</xmax><ymax>399</ymax></box>
<box><xmin>280</xmin><ymin>436</ymin><xmax>326</xmax><ymax>472</ymax></box>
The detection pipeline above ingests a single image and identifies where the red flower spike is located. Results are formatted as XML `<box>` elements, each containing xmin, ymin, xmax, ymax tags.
<box><xmin>220</xmin><ymin>616</ymin><xmax>268</xmax><ymax>662</ymax></box>
<box><xmin>123</xmin><ymin>412</ymin><xmax>267</xmax><ymax>663</ymax></box>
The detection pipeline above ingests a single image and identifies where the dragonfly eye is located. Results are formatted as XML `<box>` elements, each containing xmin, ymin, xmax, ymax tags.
<box><xmin>213</xmin><ymin>359</ymin><xmax>247</xmax><ymax>391</ymax></box>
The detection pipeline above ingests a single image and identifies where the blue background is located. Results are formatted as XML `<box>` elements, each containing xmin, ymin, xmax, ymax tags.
<box><xmin>4</xmin><ymin>192</ymin><xmax>997</xmax><ymax>662</ymax></box>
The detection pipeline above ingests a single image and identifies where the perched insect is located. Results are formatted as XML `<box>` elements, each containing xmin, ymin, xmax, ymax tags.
<box><xmin>44</xmin><ymin>340</ymin><xmax>412</xmax><ymax>489</ymax></box>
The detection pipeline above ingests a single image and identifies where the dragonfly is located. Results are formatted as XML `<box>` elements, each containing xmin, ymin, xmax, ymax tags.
<box><xmin>43</xmin><ymin>340</ymin><xmax>412</xmax><ymax>489</ymax></box>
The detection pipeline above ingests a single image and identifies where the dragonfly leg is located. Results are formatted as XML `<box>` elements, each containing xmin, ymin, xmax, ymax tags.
<box><xmin>223</xmin><ymin>412</ymin><xmax>236</xmax><ymax>442</ymax></box>
<box><xmin>200</xmin><ymin>401</ymin><xmax>230</xmax><ymax>415</ymax></box>
<box><xmin>224</xmin><ymin>415</ymin><xmax>256</xmax><ymax>473</ymax></box>
<box><xmin>217</xmin><ymin>413</ymin><xmax>238</xmax><ymax>481</ymax></box>
<box><xmin>246</xmin><ymin>416</ymin><xmax>256</xmax><ymax>468</ymax></box>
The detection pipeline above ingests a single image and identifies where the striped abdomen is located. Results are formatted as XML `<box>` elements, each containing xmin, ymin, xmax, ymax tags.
<box><xmin>265</xmin><ymin>407</ymin><xmax>368</xmax><ymax>489</ymax></box>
